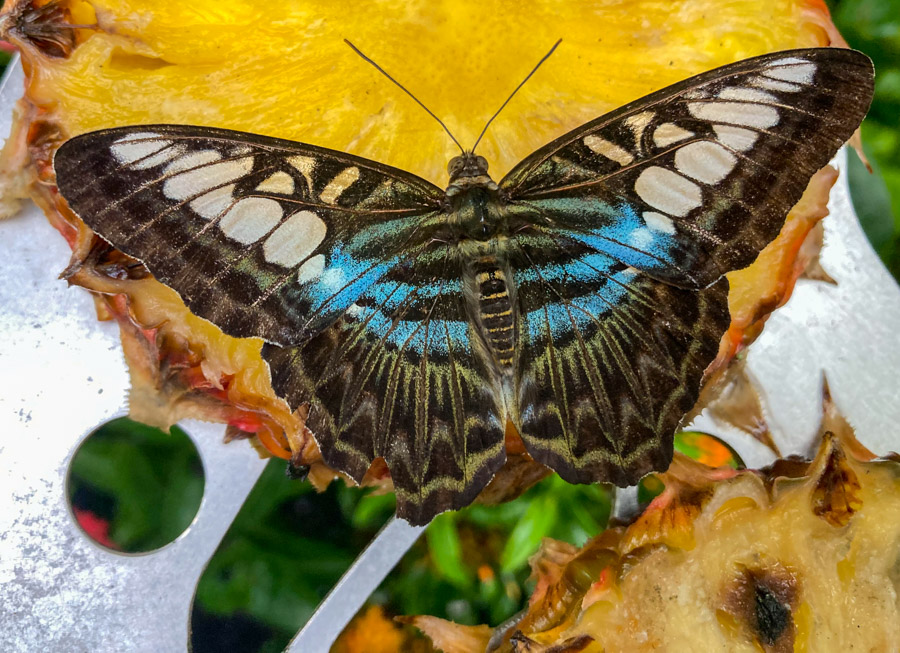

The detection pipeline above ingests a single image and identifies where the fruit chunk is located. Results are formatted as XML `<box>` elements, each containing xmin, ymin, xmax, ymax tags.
<box><xmin>408</xmin><ymin>413</ymin><xmax>900</xmax><ymax>652</ymax></box>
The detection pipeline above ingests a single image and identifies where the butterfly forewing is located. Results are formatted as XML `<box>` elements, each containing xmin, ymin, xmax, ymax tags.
<box><xmin>502</xmin><ymin>48</ymin><xmax>874</xmax><ymax>286</ymax></box>
<box><xmin>55</xmin><ymin>125</ymin><xmax>446</xmax><ymax>344</ymax></box>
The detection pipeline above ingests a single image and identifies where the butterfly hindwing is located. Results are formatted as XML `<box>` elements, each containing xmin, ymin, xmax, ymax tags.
<box><xmin>262</xmin><ymin>246</ymin><xmax>507</xmax><ymax>524</ymax></box>
<box><xmin>509</xmin><ymin>229</ymin><xmax>729</xmax><ymax>485</ymax></box>
<box><xmin>55</xmin><ymin>125</ymin><xmax>446</xmax><ymax>345</ymax></box>
<box><xmin>502</xmin><ymin>48</ymin><xmax>873</xmax><ymax>486</ymax></box>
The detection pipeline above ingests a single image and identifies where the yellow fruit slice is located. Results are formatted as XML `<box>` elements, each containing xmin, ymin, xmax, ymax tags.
<box><xmin>0</xmin><ymin>0</ymin><xmax>853</xmax><ymax>488</ymax></box>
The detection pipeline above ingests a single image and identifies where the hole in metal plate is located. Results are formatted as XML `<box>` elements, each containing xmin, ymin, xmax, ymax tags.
<box><xmin>66</xmin><ymin>417</ymin><xmax>205</xmax><ymax>553</ymax></box>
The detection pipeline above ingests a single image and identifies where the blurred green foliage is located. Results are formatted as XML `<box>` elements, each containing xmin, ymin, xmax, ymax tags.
<box><xmin>192</xmin><ymin>458</ymin><xmax>610</xmax><ymax>650</ymax></box>
<box><xmin>829</xmin><ymin>0</ymin><xmax>900</xmax><ymax>277</ymax></box>
<box><xmin>191</xmin><ymin>460</ymin><xmax>394</xmax><ymax>649</ymax></box>
<box><xmin>68</xmin><ymin>418</ymin><xmax>203</xmax><ymax>552</ymax></box>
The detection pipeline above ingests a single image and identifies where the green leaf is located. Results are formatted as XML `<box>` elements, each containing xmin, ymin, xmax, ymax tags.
<box><xmin>828</xmin><ymin>0</ymin><xmax>900</xmax><ymax>281</ymax></box>
<box><xmin>350</xmin><ymin>491</ymin><xmax>396</xmax><ymax>530</ymax></box>
<box><xmin>426</xmin><ymin>512</ymin><xmax>473</xmax><ymax>588</ymax></box>
<box><xmin>68</xmin><ymin>419</ymin><xmax>204</xmax><ymax>551</ymax></box>
<box><xmin>500</xmin><ymin>492</ymin><xmax>558</xmax><ymax>573</ymax></box>
<box><xmin>848</xmin><ymin>144</ymin><xmax>895</xmax><ymax>251</ymax></box>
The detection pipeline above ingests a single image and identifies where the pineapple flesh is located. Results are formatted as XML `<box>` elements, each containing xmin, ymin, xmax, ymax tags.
<box><xmin>406</xmin><ymin>417</ymin><xmax>900</xmax><ymax>653</ymax></box>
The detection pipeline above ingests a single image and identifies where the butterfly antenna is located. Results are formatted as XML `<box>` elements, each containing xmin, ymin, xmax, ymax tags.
<box><xmin>471</xmin><ymin>38</ymin><xmax>562</xmax><ymax>153</ymax></box>
<box><xmin>344</xmin><ymin>39</ymin><xmax>465</xmax><ymax>155</ymax></box>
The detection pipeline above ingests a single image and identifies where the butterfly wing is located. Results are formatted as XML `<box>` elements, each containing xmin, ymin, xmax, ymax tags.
<box><xmin>55</xmin><ymin>125</ymin><xmax>447</xmax><ymax>345</ymax></box>
<box><xmin>263</xmin><ymin>250</ymin><xmax>507</xmax><ymax>524</ymax></box>
<box><xmin>55</xmin><ymin>125</ymin><xmax>507</xmax><ymax>524</ymax></box>
<box><xmin>508</xmin><ymin>236</ymin><xmax>730</xmax><ymax>486</ymax></box>
<box><xmin>500</xmin><ymin>48</ymin><xmax>873</xmax><ymax>485</ymax></box>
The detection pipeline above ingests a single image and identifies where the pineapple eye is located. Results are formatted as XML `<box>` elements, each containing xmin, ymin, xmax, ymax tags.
<box><xmin>719</xmin><ymin>564</ymin><xmax>798</xmax><ymax>649</ymax></box>
<box><xmin>753</xmin><ymin>584</ymin><xmax>792</xmax><ymax>646</ymax></box>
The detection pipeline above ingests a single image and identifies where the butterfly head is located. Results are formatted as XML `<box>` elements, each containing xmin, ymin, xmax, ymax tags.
<box><xmin>448</xmin><ymin>152</ymin><xmax>489</xmax><ymax>180</ymax></box>
<box><xmin>446</xmin><ymin>152</ymin><xmax>496</xmax><ymax>196</ymax></box>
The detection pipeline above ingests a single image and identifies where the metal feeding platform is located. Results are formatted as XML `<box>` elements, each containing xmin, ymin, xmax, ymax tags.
<box><xmin>1</xmin><ymin>53</ymin><xmax>898</xmax><ymax>652</ymax></box>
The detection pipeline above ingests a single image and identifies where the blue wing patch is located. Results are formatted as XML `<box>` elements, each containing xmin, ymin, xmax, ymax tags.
<box><xmin>509</xmin><ymin>198</ymin><xmax>712</xmax><ymax>288</ymax></box>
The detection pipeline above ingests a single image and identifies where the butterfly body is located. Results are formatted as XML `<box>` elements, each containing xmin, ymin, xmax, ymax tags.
<box><xmin>444</xmin><ymin>154</ymin><xmax>519</xmax><ymax>382</ymax></box>
<box><xmin>54</xmin><ymin>48</ymin><xmax>874</xmax><ymax>524</ymax></box>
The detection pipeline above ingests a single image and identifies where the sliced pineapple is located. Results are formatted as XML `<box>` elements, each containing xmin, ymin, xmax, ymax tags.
<box><xmin>408</xmin><ymin>416</ymin><xmax>900</xmax><ymax>652</ymax></box>
<box><xmin>0</xmin><ymin>0</ymin><xmax>857</xmax><ymax>491</ymax></box>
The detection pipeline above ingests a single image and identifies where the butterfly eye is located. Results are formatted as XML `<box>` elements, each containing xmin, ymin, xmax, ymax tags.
<box><xmin>447</xmin><ymin>155</ymin><xmax>465</xmax><ymax>177</ymax></box>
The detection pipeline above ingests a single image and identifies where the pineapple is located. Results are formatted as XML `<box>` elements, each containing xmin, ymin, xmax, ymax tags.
<box><xmin>405</xmin><ymin>400</ymin><xmax>900</xmax><ymax>652</ymax></box>
<box><xmin>0</xmin><ymin>0</ymin><xmax>860</xmax><ymax>497</ymax></box>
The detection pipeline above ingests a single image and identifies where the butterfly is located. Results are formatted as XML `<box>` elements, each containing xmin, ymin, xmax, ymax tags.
<box><xmin>54</xmin><ymin>47</ymin><xmax>873</xmax><ymax>525</ymax></box>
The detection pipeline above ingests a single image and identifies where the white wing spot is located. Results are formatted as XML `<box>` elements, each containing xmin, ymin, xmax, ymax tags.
<box><xmin>288</xmin><ymin>155</ymin><xmax>316</xmax><ymax>192</ymax></box>
<box><xmin>320</xmin><ymin>166</ymin><xmax>360</xmax><ymax>204</ymax></box>
<box><xmin>675</xmin><ymin>141</ymin><xmax>738</xmax><ymax>185</ymax></box>
<box><xmin>263</xmin><ymin>210</ymin><xmax>327</xmax><ymax>268</ymax></box>
<box><xmin>129</xmin><ymin>145</ymin><xmax>186</xmax><ymax>170</ymax></box>
<box><xmin>111</xmin><ymin>132</ymin><xmax>172</xmax><ymax>166</ymax></box>
<box><xmin>622</xmin><ymin>266</ymin><xmax>639</xmax><ymax>277</ymax></box>
<box><xmin>583</xmin><ymin>135</ymin><xmax>634</xmax><ymax>166</ymax></box>
<box><xmin>688</xmin><ymin>101</ymin><xmax>780</xmax><ymax>129</ymax></box>
<box><xmin>717</xmin><ymin>86</ymin><xmax>778</xmax><ymax>103</ymax></box>
<box><xmin>713</xmin><ymin>125</ymin><xmax>759</xmax><ymax>152</ymax></box>
<box><xmin>165</xmin><ymin>149</ymin><xmax>220</xmax><ymax>173</ymax></box>
<box><xmin>763</xmin><ymin>60</ymin><xmax>816</xmax><ymax>85</ymax></box>
<box><xmin>163</xmin><ymin>154</ymin><xmax>254</xmax><ymax>201</ymax></box>
<box><xmin>190</xmin><ymin>184</ymin><xmax>235</xmax><ymax>220</ymax></box>
<box><xmin>653</xmin><ymin>123</ymin><xmax>694</xmax><ymax>148</ymax></box>
<box><xmin>256</xmin><ymin>171</ymin><xmax>295</xmax><ymax>195</ymax></box>
<box><xmin>751</xmin><ymin>76</ymin><xmax>802</xmax><ymax>93</ymax></box>
<box><xmin>218</xmin><ymin>197</ymin><xmax>283</xmax><ymax>244</ymax></box>
<box><xmin>643</xmin><ymin>211</ymin><xmax>676</xmax><ymax>235</ymax></box>
<box><xmin>297</xmin><ymin>254</ymin><xmax>325</xmax><ymax>284</ymax></box>
<box><xmin>770</xmin><ymin>56</ymin><xmax>809</xmax><ymax>66</ymax></box>
<box><xmin>624</xmin><ymin>111</ymin><xmax>655</xmax><ymax>145</ymax></box>
<box><xmin>635</xmin><ymin>167</ymin><xmax>702</xmax><ymax>217</ymax></box>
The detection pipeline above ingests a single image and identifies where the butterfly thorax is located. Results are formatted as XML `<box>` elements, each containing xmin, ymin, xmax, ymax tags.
<box><xmin>445</xmin><ymin>152</ymin><xmax>504</xmax><ymax>237</ymax></box>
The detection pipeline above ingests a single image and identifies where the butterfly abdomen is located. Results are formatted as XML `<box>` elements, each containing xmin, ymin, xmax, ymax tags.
<box><xmin>469</xmin><ymin>258</ymin><xmax>517</xmax><ymax>371</ymax></box>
